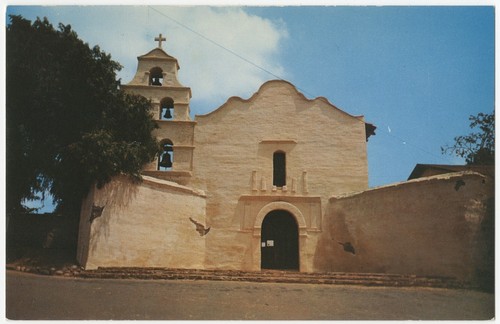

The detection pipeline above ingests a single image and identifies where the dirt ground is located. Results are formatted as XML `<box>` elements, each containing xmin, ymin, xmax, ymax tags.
<box><xmin>6</xmin><ymin>270</ymin><xmax>495</xmax><ymax>320</ymax></box>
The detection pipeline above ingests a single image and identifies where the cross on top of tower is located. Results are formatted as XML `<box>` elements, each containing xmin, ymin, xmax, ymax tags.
<box><xmin>155</xmin><ymin>33</ymin><xmax>166</xmax><ymax>48</ymax></box>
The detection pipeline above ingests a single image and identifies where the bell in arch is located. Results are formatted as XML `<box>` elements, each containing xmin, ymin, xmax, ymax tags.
<box><xmin>152</xmin><ymin>77</ymin><xmax>162</xmax><ymax>86</ymax></box>
<box><xmin>159</xmin><ymin>152</ymin><xmax>172</xmax><ymax>168</ymax></box>
<box><xmin>163</xmin><ymin>107</ymin><xmax>172</xmax><ymax>119</ymax></box>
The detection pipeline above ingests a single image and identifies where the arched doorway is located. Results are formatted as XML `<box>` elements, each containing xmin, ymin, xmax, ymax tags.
<box><xmin>261</xmin><ymin>210</ymin><xmax>299</xmax><ymax>270</ymax></box>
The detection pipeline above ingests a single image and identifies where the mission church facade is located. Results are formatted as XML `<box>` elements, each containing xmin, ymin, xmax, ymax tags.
<box><xmin>77</xmin><ymin>35</ymin><xmax>493</xmax><ymax>284</ymax></box>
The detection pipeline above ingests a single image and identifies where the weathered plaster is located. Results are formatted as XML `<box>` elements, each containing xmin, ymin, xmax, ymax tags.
<box><xmin>77</xmin><ymin>44</ymin><xmax>493</xmax><ymax>286</ymax></box>
<box><xmin>315</xmin><ymin>171</ymin><xmax>494</xmax><ymax>283</ymax></box>
<box><xmin>78</xmin><ymin>175</ymin><xmax>206</xmax><ymax>270</ymax></box>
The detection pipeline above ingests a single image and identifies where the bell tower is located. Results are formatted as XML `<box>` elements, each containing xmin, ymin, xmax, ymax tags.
<box><xmin>122</xmin><ymin>33</ymin><xmax>195</xmax><ymax>185</ymax></box>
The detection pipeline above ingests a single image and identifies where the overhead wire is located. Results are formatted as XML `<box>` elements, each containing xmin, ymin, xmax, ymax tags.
<box><xmin>147</xmin><ymin>5</ymin><xmax>462</xmax><ymax>166</ymax></box>
<box><xmin>147</xmin><ymin>7</ymin><xmax>286</xmax><ymax>82</ymax></box>
<box><xmin>147</xmin><ymin>6</ymin><xmax>317</xmax><ymax>98</ymax></box>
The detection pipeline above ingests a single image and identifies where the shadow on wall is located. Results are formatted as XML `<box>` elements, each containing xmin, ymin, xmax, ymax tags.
<box><xmin>313</xmin><ymin>173</ymin><xmax>494</xmax><ymax>292</ymax></box>
<box><xmin>474</xmin><ymin>197</ymin><xmax>495</xmax><ymax>292</ymax></box>
<box><xmin>313</xmin><ymin>208</ymin><xmax>358</xmax><ymax>272</ymax></box>
<box><xmin>87</xmin><ymin>176</ymin><xmax>140</xmax><ymax>254</ymax></box>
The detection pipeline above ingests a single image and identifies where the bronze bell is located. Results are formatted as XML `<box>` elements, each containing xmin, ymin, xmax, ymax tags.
<box><xmin>152</xmin><ymin>77</ymin><xmax>162</xmax><ymax>86</ymax></box>
<box><xmin>159</xmin><ymin>153</ymin><xmax>172</xmax><ymax>168</ymax></box>
<box><xmin>163</xmin><ymin>108</ymin><xmax>172</xmax><ymax>119</ymax></box>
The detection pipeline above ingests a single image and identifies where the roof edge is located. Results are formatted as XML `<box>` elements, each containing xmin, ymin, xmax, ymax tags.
<box><xmin>330</xmin><ymin>171</ymin><xmax>488</xmax><ymax>201</ymax></box>
<box><xmin>141</xmin><ymin>175</ymin><xmax>206</xmax><ymax>198</ymax></box>
<box><xmin>195</xmin><ymin>80</ymin><xmax>376</xmax><ymax>130</ymax></box>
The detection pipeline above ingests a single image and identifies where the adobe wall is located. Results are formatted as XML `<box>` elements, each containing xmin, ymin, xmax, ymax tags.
<box><xmin>77</xmin><ymin>175</ymin><xmax>207</xmax><ymax>270</ymax></box>
<box><xmin>190</xmin><ymin>80</ymin><xmax>369</xmax><ymax>270</ymax></box>
<box><xmin>315</xmin><ymin>172</ymin><xmax>494</xmax><ymax>285</ymax></box>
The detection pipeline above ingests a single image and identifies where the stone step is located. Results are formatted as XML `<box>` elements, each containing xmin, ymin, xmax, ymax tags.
<box><xmin>76</xmin><ymin>267</ymin><xmax>466</xmax><ymax>289</ymax></box>
<box><xmin>87</xmin><ymin>267</ymin><xmax>456</xmax><ymax>281</ymax></box>
<box><xmin>83</xmin><ymin>267</ymin><xmax>444</xmax><ymax>279</ymax></box>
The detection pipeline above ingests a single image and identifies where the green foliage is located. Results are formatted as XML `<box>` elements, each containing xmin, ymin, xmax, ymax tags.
<box><xmin>6</xmin><ymin>15</ymin><xmax>159</xmax><ymax>215</ymax></box>
<box><xmin>441</xmin><ymin>112</ymin><xmax>495</xmax><ymax>165</ymax></box>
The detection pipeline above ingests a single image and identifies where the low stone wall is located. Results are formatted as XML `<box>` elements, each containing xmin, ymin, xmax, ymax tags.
<box><xmin>77</xmin><ymin>175</ymin><xmax>207</xmax><ymax>270</ymax></box>
<box><xmin>315</xmin><ymin>172</ymin><xmax>494</xmax><ymax>288</ymax></box>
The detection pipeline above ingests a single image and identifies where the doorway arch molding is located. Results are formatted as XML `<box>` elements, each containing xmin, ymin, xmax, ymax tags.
<box><xmin>253</xmin><ymin>201</ymin><xmax>307</xmax><ymax>237</ymax></box>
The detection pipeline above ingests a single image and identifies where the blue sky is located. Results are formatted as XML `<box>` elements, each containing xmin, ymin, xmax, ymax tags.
<box><xmin>4</xmin><ymin>5</ymin><xmax>495</xmax><ymax>211</ymax></box>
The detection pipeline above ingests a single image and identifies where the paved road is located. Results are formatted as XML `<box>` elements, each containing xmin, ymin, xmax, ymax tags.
<box><xmin>6</xmin><ymin>270</ymin><xmax>494</xmax><ymax>320</ymax></box>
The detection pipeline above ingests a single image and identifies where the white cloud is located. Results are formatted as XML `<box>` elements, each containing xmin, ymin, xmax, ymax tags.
<box><xmin>25</xmin><ymin>6</ymin><xmax>289</xmax><ymax>115</ymax></box>
<box><xmin>146</xmin><ymin>6</ymin><xmax>289</xmax><ymax>113</ymax></box>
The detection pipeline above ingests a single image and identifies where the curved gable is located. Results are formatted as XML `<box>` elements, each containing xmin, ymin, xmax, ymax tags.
<box><xmin>195</xmin><ymin>79</ymin><xmax>375</xmax><ymax>140</ymax></box>
<box><xmin>196</xmin><ymin>79</ymin><xmax>365</xmax><ymax>121</ymax></box>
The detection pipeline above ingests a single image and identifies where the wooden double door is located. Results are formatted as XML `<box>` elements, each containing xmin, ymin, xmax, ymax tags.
<box><xmin>261</xmin><ymin>210</ymin><xmax>299</xmax><ymax>270</ymax></box>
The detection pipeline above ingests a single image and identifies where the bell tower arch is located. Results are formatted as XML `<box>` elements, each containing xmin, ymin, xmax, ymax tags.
<box><xmin>121</xmin><ymin>33</ymin><xmax>195</xmax><ymax>184</ymax></box>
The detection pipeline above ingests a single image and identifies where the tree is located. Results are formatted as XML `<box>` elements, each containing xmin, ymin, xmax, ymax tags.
<box><xmin>441</xmin><ymin>112</ymin><xmax>495</xmax><ymax>165</ymax></box>
<box><xmin>6</xmin><ymin>15</ymin><xmax>159</xmax><ymax>216</ymax></box>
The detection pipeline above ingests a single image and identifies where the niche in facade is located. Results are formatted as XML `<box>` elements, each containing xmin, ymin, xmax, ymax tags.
<box><xmin>149</xmin><ymin>67</ymin><xmax>164</xmax><ymax>86</ymax></box>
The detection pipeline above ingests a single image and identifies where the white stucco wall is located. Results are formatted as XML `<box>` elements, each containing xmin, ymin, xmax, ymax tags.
<box><xmin>190</xmin><ymin>80</ymin><xmax>370</xmax><ymax>270</ymax></box>
<box><xmin>77</xmin><ymin>175</ymin><xmax>207</xmax><ymax>270</ymax></box>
